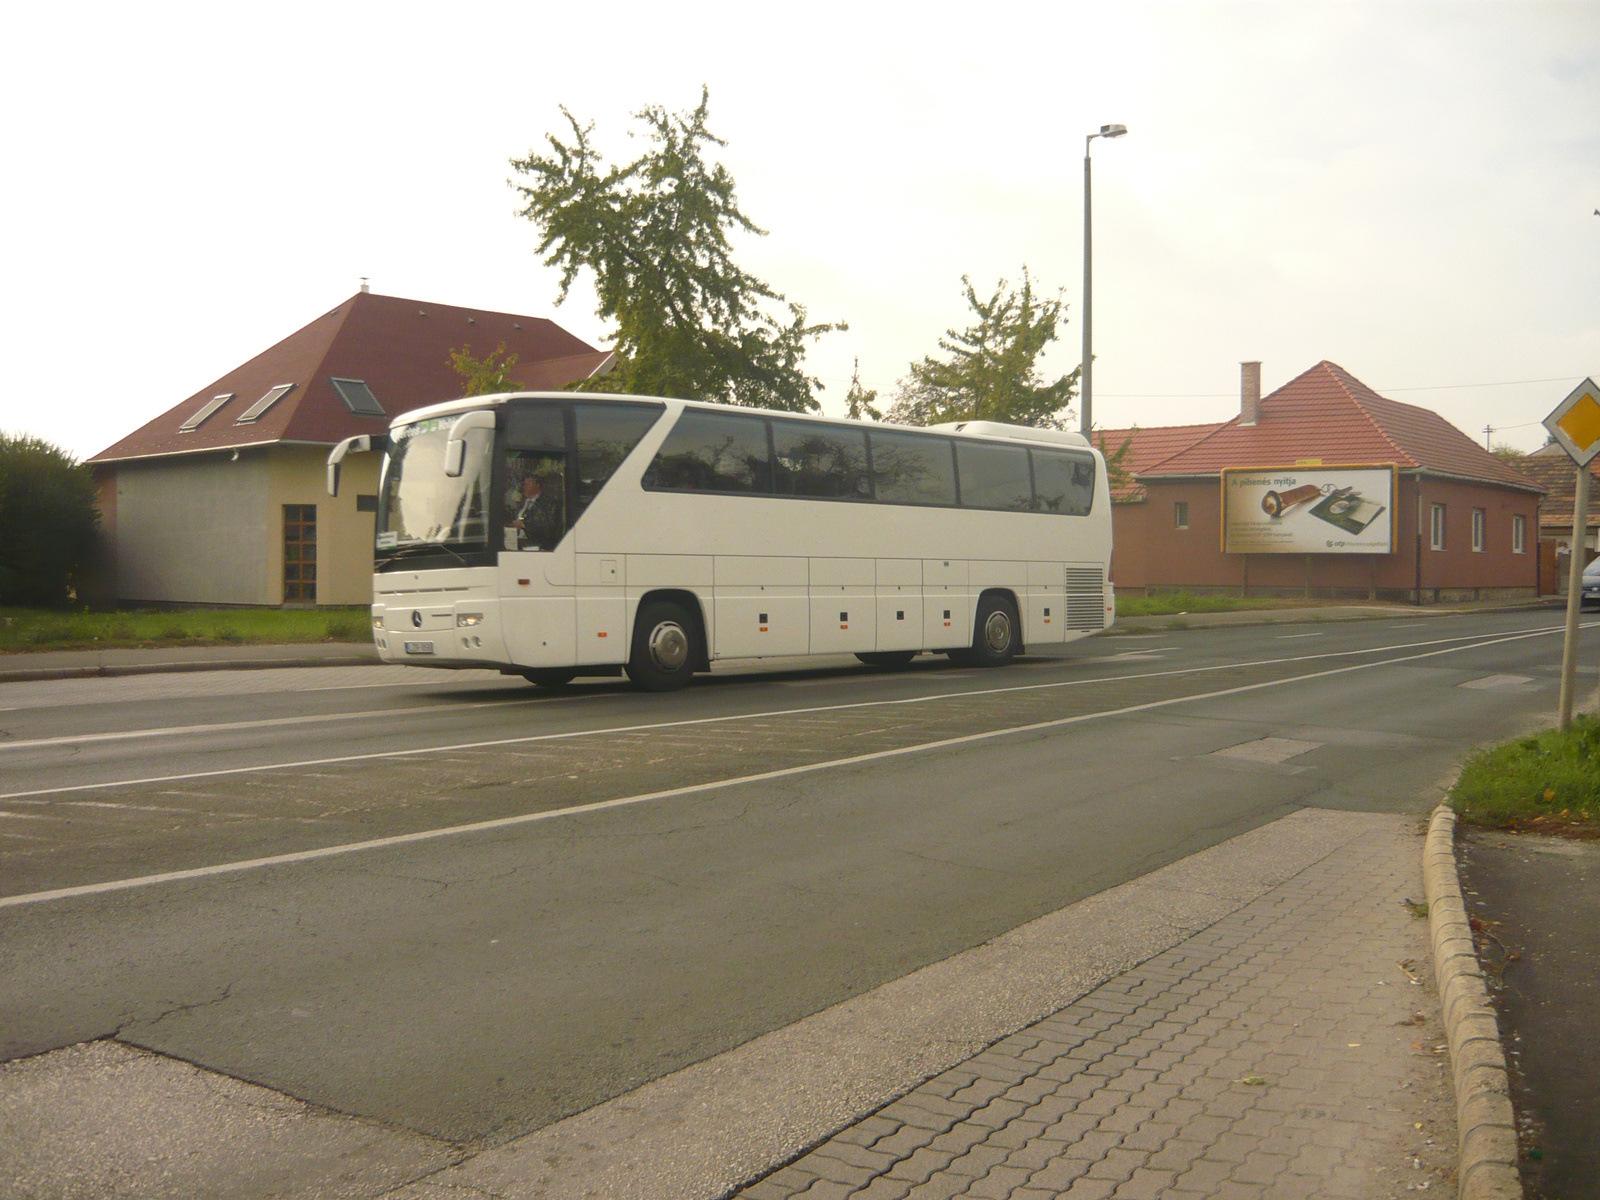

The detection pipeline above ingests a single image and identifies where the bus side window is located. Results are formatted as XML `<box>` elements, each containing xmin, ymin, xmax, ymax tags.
<box><xmin>869</xmin><ymin>431</ymin><xmax>957</xmax><ymax>506</ymax></box>
<box><xmin>572</xmin><ymin>402</ymin><xmax>666</xmax><ymax>521</ymax></box>
<box><xmin>772</xmin><ymin>420</ymin><xmax>871</xmax><ymax>500</ymax></box>
<box><xmin>955</xmin><ymin>441</ymin><xmax>1032</xmax><ymax>511</ymax></box>
<box><xmin>642</xmin><ymin>410</ymin><xmax>773</xmax><ymax>494</ymax></box>
<box><xmin>1031</xmin><ymin>450</ymin><xmax>1096</xmax><ymax>516</ymax></box>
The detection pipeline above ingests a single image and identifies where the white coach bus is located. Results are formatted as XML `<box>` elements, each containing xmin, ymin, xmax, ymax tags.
<box><xmin>327</xmin><ymin>392</ymin><xmax>1113</xmax><ymax>691</ymax></box>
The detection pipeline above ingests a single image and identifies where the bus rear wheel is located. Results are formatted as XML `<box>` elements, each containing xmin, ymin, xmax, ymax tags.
<box><xmin>952</xmin><ymin>595</ymin><xmax>1020</xmax><ymax>668</ymax></box>
<box><xmin>626</xmin><ymin>600</ymin><xmax>698</xmax><ymax>692</ymax></box>
<box><xmin>856</xmin><ymin>651</ymin><xmax>917</xmax><ymax>668</ymax></box>
<box><xmin>522</xmin><ymin>669</ymin><xmax>577</xmax><ymax>688</ymax></box>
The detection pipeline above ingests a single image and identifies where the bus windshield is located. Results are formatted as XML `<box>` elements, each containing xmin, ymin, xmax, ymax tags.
<box><xmin>376</xmin><ymin>415</ymin><xmax>494</xmax><ymax>553</ymax></box>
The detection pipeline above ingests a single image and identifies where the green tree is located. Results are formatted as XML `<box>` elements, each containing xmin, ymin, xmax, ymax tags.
<box><xmin>510</xmin><ymin>88</ymin><xmax>840</xmax><ymax>412</ymax></box>
<box><xmin>844</xmin><ymin>358</ymin><xmax>882</xmax><ymax>422</ymax></box>
<box><xmin>887</xmin><ymin>270</ymin><xmax>1077</xmax><ymax>429</ymax></box>
<box><xmin>450</xmin><ymin>342</ymin><xmax>520</xmax><ymax>396</ymax></box>
<box><xmin>0</xmin><ymin>433</ymin><xmax>100</xmax><ymax>607</ymax></box>
<box><xmin>1094</xmin><ymin>427</ymin><xmax>1138</xmax><ymax>496</ymax></box>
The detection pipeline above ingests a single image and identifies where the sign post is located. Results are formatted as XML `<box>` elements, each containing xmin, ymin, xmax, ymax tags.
<box><xmin>1542</xmin><ymin>378</ymin><xmax>1600</xmax><ymax>730</ymax></box>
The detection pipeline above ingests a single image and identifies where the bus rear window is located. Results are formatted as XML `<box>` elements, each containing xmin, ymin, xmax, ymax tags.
<box><xmin>642</xmin><ymin>410</ymin><xmax>772</xmax><ymax>494</ymax></box>
<box><xmin>1031</xmin><ymin>449</ymin><xmax>1096</xmax><ymax>516</ymax></box>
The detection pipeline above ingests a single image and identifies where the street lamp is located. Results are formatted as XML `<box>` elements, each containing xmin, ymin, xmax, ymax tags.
<box><xmin>1081</xmin><ymin>123</ymin><xmax>1127</xmax><ymax>437</ymax></box>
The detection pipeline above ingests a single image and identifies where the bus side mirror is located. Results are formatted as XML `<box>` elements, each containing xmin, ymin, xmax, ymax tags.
<box><xmin>326</xmin><ymin>434</ymin><xmax>373</xmax><ymax>496</ymax></box>
<box><xmin>443</xmin><ymin>410</ymin><xmax>496</xmax><ymax>478</ymax></box>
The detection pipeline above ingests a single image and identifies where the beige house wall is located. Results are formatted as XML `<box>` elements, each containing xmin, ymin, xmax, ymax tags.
<box><xmin>266</xmin><ymin>446</ymin><xmax>381</xmax><ymax>606</ymax></box>
<box><xmin>111</xmin><ymin>452</ymin><xmax>273</xmax><ymax>604</ymax></box>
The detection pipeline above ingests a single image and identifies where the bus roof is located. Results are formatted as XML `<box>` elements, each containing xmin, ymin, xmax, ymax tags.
<box><xmin>388</xmin><ymin>392</ymin><xmax>1092</xmax><ymax>450</ymax></box>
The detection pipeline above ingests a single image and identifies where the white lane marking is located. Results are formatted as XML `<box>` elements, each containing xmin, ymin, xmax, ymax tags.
<box><xmin>1213</xmin><ymin>737</ymin><xmax>1322</xmax><ymax>764</ymax></box>
<box><xmin>1457</xmin><ymin>674</ymin><xmax>1536</xmax><ymax>691</ymax></box>
<box><xmin>1</xmin><ymin>623</ymin><xmax>1587</xmax><ymax>803</ymax></box>
<box><xmin>0</xmin><ymin>623</ymin><xmax>1578</xmax><ymax>910</ymax></box>
<box><xmin>0</xmin><ymin>622</ymin><xmax>1566</xmax><ymax>765</ymax></box>
<box><xmin>1274</xmin><ymin>633</ymin><xmax>1324</xmax><ymax>640</ymax></box>
<box><xmin>0</xmin><ymin>699</ymin><xmax>542</xmax><ymax>753</ymax></box>
<box><xmin>1103</xmin><ymin>646</ymin><xmax>1178</xmax><ymax>661</ymax></box>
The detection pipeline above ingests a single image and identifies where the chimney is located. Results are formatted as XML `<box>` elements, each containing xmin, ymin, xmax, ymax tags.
<box><xmin>359</xmin><ymin>277</ymin><xmax>370</xmax><ymax>294</ymax></box>
<box><xmin>1240</xmin><ymin>361</ymin><xmax>1261</xmax><ymax>426</ymax></box>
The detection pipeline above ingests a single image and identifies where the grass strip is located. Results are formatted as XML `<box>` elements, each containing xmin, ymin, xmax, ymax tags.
<box><xmin>1450</xmin><ymin>715</ymin><xmax>1600</xmax><ymax>834</ymax></box>
<box><xmin>1115</xmin><ymin>590</ymin><xmax>1313</xmax><ymax>618</ymax></box>
<box><xmin>0</xmin><ymin>607</ymin><xmax>372</xmax><ymax>652</ymax></box>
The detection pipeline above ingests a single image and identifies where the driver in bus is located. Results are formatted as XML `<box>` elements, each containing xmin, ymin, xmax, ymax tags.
<box><xmin>506</xmin><ymin>461</ymin><xmax>565</xmax><ymax>551</ymax></box>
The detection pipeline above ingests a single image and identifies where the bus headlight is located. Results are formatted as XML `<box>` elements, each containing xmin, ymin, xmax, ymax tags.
<box><xmin>372</xmin><ymin>615</ymin><xmax>384</xmax><ymax>630</ymax></box>
<box><xmin>456</xmin><ymin>613</ymin><xmax>484</xmax><ymax>627</ymax></box>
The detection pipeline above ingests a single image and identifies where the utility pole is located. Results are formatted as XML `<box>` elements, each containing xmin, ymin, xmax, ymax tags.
<box><xmin>1080</xmin><ymin>124</ymin><xmax>1126</xmax><ymax>436</ymax></box>
<box><xmin>1483</xmin><ymin>424</ymin><xmax>1493</xmax><ymax>451</ymax></box>
<box><xmin>1559</xmin><ymin>461</ymin><xmax>1589</xmax><ymax>729</ymax></box>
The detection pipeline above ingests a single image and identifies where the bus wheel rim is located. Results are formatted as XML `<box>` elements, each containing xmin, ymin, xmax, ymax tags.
<box><xmin>648</xmin><ymin>622</ymin><xmax>689</xmax><ymax>671</ymax></box>
<box><xmin>983</xmin><ymin>611</ymin><xmax>1012</xmax><ymax>653</ymax></box>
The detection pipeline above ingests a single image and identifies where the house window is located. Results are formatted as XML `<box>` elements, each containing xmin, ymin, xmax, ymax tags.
<box><xmin>1174</xmin><ymin>500</ymin><xmax>1189</xmax><ymax>530</ymax></box>
<box><xmin>283</xmin><ymin>504</ymin><xmax>317</xmax><ymax>603</ymax></box>
<box><xmin>1430</xmin><ymin>503</ymin><xmax>1446</xmax><ymax>551</ymax></box>
<box><xmin>1471</xmin><ymin>508</ymin><xmax>1486</xmax><ymax>552</ymax></box>
<box><xmin>1512</xmin><ymin>514</ymin><xmax>1526</xmax><ymax>554</ymax></box>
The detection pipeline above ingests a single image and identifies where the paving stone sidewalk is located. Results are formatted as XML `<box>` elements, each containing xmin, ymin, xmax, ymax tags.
<box><xmin>737</xmin><ymin>816</ymin><xmax>1457</xmax><ymax>1200</ymax></box>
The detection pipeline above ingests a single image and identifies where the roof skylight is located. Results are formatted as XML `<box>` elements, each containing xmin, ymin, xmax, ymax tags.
<box><xmin>235</xmin><ymin>384</ymin><xmax>296</xmax><ymax>424</ymax></box>
<box><xmin>330</xmin><ymin>378</ymin><xmax>386</xmax><ymax>417</ymax></box>
<box><xmin>178</xmin><ymin>394</ymin><xmax>234</xmax><ymax>432</ymax></box>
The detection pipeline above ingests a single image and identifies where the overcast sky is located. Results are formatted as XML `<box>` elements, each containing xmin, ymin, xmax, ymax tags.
<box><xmin>3</xmin><ymin>1</ymin><xmax>1596</xmax><ymax>460</ymax></box>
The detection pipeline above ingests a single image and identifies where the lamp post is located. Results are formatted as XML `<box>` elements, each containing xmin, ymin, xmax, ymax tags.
<box><xmin>1081</xmin><ymin>123</ymin><xmax>1127</xmax><ymax>437</ymax></box>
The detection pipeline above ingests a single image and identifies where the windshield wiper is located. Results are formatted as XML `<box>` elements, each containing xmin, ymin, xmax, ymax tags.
<box><xmin>378</xmin><ymin>542</ymin><xmax>473</xmax><ymax>569</ymax></box>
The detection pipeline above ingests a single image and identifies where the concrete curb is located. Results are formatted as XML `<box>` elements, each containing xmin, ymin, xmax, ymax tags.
<box><xmin>1111</xmin><ymin>597</ymin><xmax>1561</xmax><ymax>634</ymax></box>
<box><xmin>1423</xmin><ymin>804</ymin><xmax>1522</xmax><ymax>1200</ymax></box>
<box><xmin>0</xmin><ymin>653</ymin><xmax>381</xmax><ymax>684</ymax></box>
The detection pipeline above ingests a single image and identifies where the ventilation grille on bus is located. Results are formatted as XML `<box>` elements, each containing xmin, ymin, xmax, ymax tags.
<box><xmin>1065</xmin><ymin>566</ymin><xmax>1106</xmax><ymax>631</ymax></box>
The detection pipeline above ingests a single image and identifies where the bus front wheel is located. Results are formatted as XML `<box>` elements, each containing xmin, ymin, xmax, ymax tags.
<box><xmin>626</xmin><ymin>601</ymin><xmax>698</xmax><ymax>692</ymax></box>
<box><xmin>952</xmin><ymin>595</ymin><xmax>1020</xmax><ymax>668</ymax></box>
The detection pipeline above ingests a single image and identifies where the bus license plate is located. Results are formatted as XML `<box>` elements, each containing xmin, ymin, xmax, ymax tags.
<box><xmin>403</xmin><ymin>640</ymin><xmax>435</xmax><ymax>655</ymax></box>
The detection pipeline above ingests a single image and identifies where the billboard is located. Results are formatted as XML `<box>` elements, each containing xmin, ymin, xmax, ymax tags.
<box><xmin>1222</xmin><ymin>465</ymin><xmax>1397</xmax><ymax>554</ymax></box>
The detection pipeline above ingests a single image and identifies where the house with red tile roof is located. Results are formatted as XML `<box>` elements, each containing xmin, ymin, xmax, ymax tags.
<box><xmin>1506</xmin><ymin>444</ymin><xmax>1599</xmax><ymax>590</ymax></box>
<box><xmin>1108</xmin><ymin>361</ymin><xmax>1544</xmax><ymax>603</ymax></box>
<box><xmin>89</xmin><ymin>290</ymin><xmax>611</xmax><ymax>606</ymax></box>
<box><xmin>1092</xmin><ymin>423</ymin><xmax>1222</xmax><ymax>503</ymax></box>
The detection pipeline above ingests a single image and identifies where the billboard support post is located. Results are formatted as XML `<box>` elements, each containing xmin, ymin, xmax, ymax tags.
<box><xmin>1558</xmin><ymin>461</ymin><xmax>1589</xmax><ymax>731</ymax></box>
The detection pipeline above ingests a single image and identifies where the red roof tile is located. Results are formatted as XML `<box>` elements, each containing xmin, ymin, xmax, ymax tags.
<box><xmin>1508</xmin><ymin>451</ymin><xmax>1598</xmax><ymax>528</ymax></box>
<box><xmin>91</xmin><ymin>292</ymin><xmax>602</xmax><ymax>463</ymax></box>
<box><xmin>1140</xmin><ymin>361</ymin><xmax>1541</xmax><ymax>492</ymax></box>
<box><xmin>1093</xmin><ymin>423</ymin><xmax>1221</xmax><ymax>501</ymax></box>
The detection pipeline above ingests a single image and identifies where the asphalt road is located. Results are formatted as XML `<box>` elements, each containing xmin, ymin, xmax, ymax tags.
<box><xmin>1</xmin><ymin>609</ymin><xmax>1593</xmax><ymax>1149</ymax></box>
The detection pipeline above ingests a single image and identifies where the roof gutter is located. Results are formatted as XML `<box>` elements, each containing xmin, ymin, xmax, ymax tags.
<box><xmin>88</xmin><ymin>439</ymin><xmax>342</xmax><ymax>466</ymax></box>
<box><xmin>1134</xmin><ymin>466</ymin><xmax>1544</xmax><ymax>495</ymax></box>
